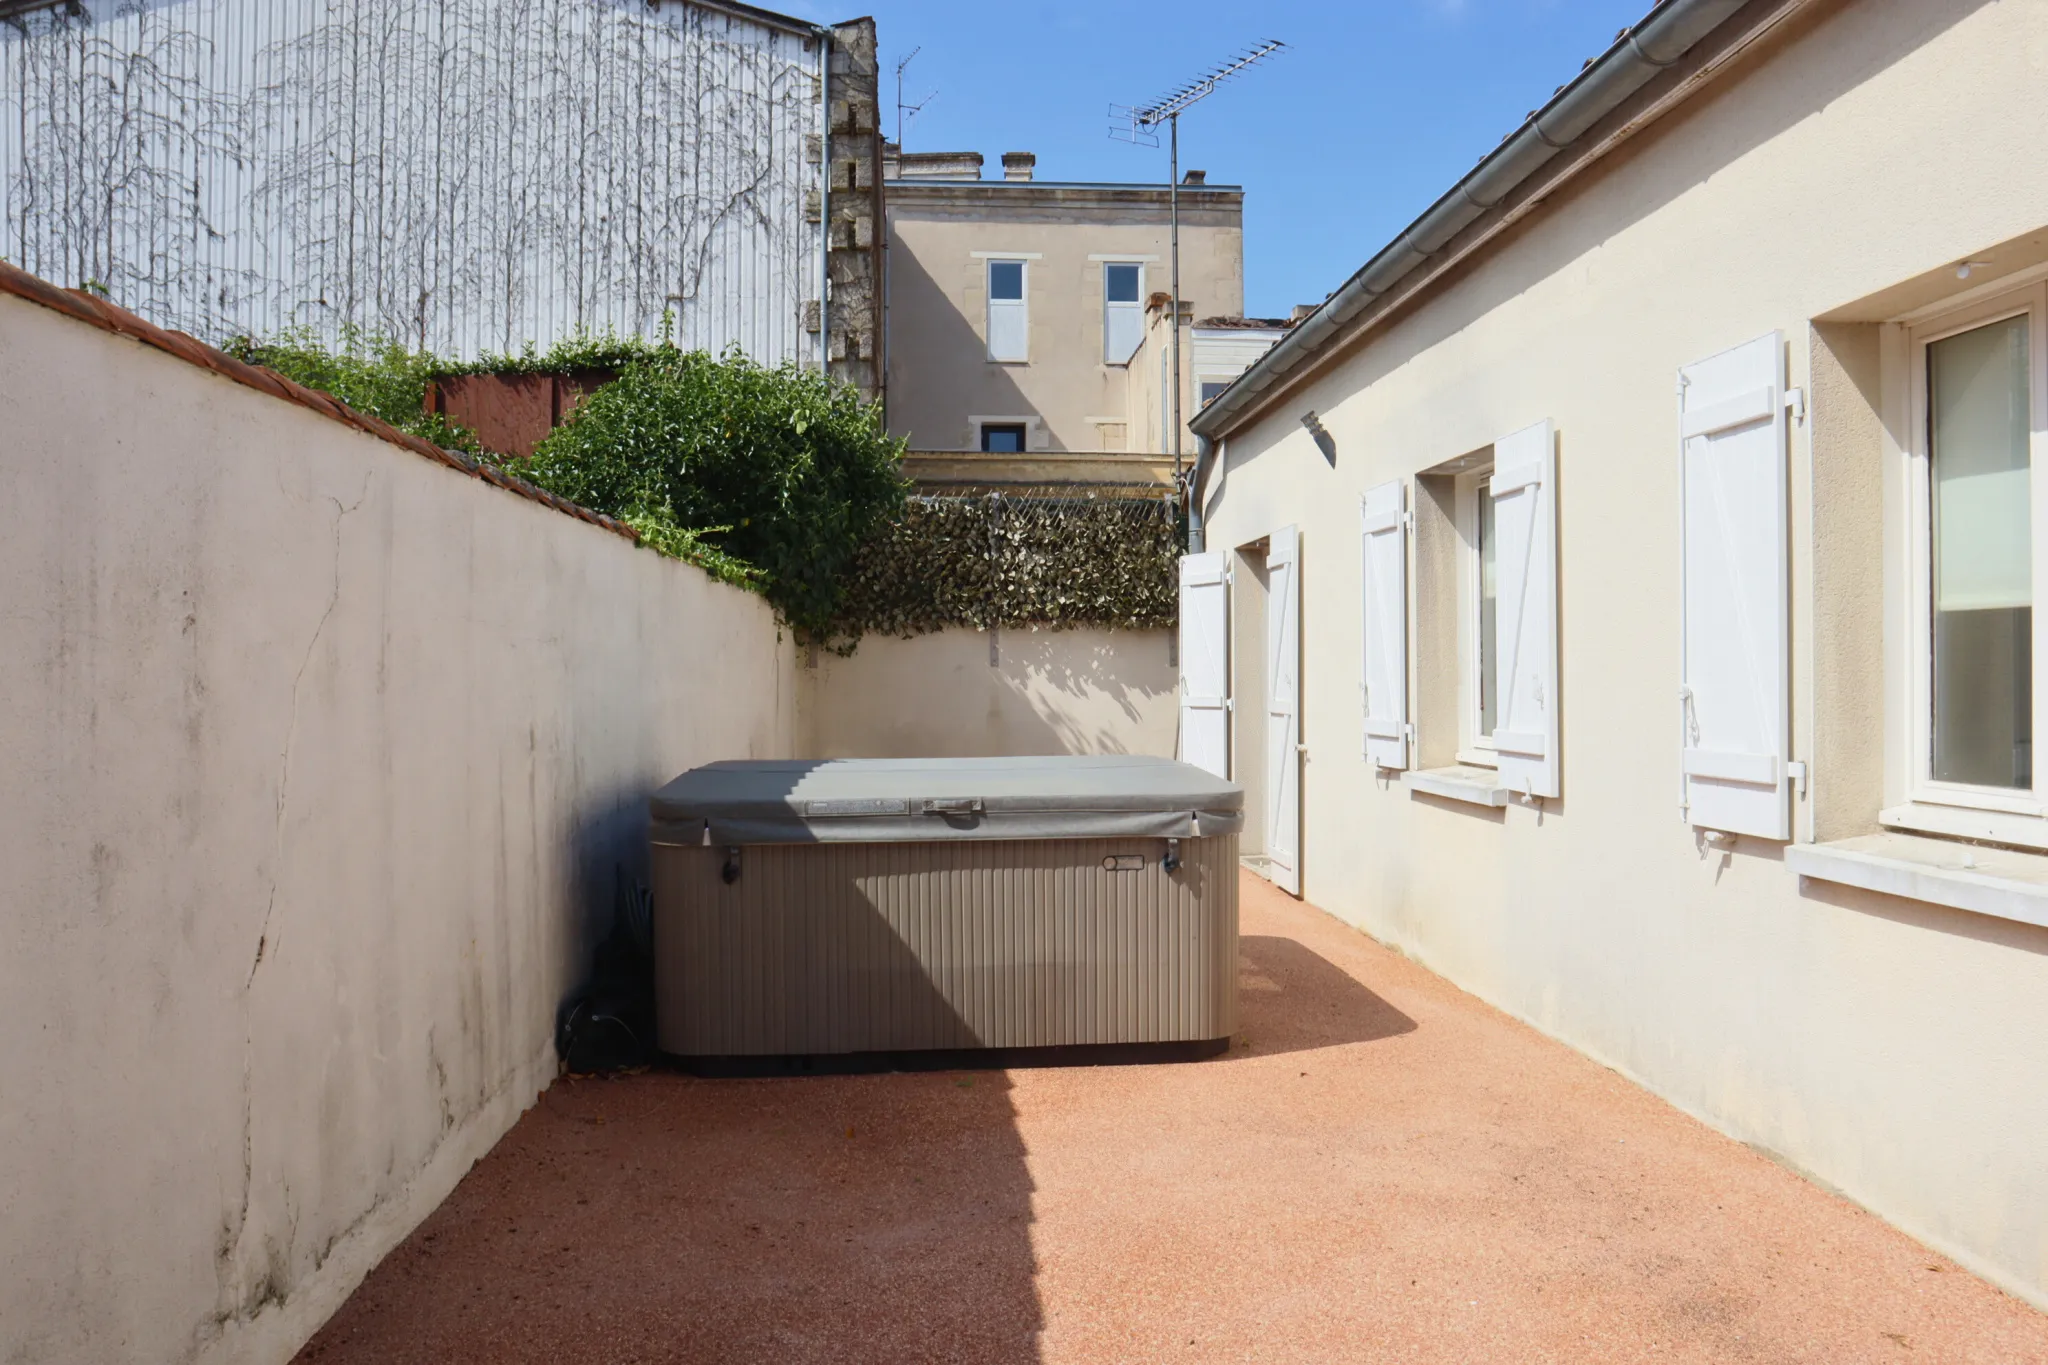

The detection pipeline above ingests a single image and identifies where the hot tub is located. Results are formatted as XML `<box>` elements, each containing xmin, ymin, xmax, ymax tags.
<box><xmin>648</xmin><ymin>756</ymin><xmax>1243</xmax><ymax>1063</ymax></box>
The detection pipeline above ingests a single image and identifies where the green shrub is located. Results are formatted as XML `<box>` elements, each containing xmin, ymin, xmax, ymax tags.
<box><xmin>225</xmin><ymin>325</ymin><xmax>480</xmax><ymax>452</ymax></box>
<box><xmin>520</xmin><ymin>349</ymin><xmax>908</xmax><ymax>639</ymax></box>
<box><xmin>222</xmin><ymin>326</ymin><xmax>1179</xmax><ymax>647</ymax></box>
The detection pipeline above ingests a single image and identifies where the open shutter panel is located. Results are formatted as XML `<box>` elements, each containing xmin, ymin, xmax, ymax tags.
<box><xmin>1679</xmin><ymin>332</ymin><xmax>1790</xmax><ymax>839</ymax></box>
<box><xmin>1266</xmin><ymin>525</ymin><xmax>1303</xmax><ymax>895</ymax></box>
<box><xmin>1177</xmin><ymin>552</ymin><xmax>1230</xmax><ymax>780</ymax></box>
<box><xmin>1360</xmin><ymin>481</ymin><xmax>1410</xmax><ymax>770</ymax></box>
<box><xmin>1491</xmin><ymin>420</ymin><xmax>1560</xmax><ymax>799</ymax></box>
<box><xmin>988</xmin><ymin>298</ymin><xmax>1027</xmax><ymax>362</ymax></box>
<box><xmin>1105</xmin><ymin>302</ymin><xmax>1143</xmax><ymax>364</ymax></box>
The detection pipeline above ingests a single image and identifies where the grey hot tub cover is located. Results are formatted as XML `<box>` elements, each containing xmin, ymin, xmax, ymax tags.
<box><xmin>650</xmin><ymin>755</ymin><xmax>1244</xmax><ymax>845</ymax></box>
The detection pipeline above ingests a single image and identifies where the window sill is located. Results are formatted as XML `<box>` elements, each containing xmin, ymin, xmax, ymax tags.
<box><xmin>1786</xmin><ymin>833</ymin><xmax>2048</xmax><ymax>931</ymax></box>
<box><xmin>1403</xmin><ymin>766</ymin><xmax>1510</xmax><ymax>808</ymax></box>
<box><xmin>1880</xmin><ymin>802</ymin><xmax>2048</xmax><ymax>852</ymax></box>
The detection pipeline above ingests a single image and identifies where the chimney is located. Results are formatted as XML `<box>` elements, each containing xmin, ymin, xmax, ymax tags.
<box><xmin>1181</xmin><ymin>169</ymin><xmax>1207</xmax><ymax>186</ymax></box>
<box><xmin>1289</xmin><ymin>303</ymin><xmax>1317</xmax><ymax>325</ymax></box>
<box><xmin>1002</xmin><ymin>151</ymin><xmax>1036</xmax><ymax>182</ymax></box>
<box><xmin>895</xmin><ymin>150</ymin><xmax>984</xmax><ymax>181</ymax></box>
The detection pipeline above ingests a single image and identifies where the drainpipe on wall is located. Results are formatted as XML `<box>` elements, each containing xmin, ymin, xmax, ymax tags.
<box><xmin>1187</xmin><ymin>432</ymin><xmax>1216</xmax><ymax>553</ymax></box>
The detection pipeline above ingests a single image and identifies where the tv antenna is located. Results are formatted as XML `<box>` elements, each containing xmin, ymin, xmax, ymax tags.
<box><xmin>1112</xmin><ymin>39</ymin><xmax>1285</xmax><ymax>481</ymax></box>
<box><xmin>894</xmin><ymin>47</ymin><xmax>938</xmax><ymax>151</ymax></box>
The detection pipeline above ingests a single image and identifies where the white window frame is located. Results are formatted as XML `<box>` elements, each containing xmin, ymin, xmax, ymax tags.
<box><xmin>985</xmin><ymin>258</ymin><xmax>1030</xmax><ymax>364</ymax></box>
<box><xmin>1888</xmin><ymin>282</ymin><xmax>2048</xmax><ymax>837</ymax></box>
<box><xmin>1102</xmin><ymin>261</ymin><xmax>1145</xmax><ymax>366</ymax></box>
<box><xmin>1455</xmin><ymin>466</ymin><xmax>1498</xmax><ymax>768</ymax></box>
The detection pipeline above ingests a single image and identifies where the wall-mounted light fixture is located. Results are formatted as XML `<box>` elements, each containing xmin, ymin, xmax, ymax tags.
<box><xmin>1956</xmin><ymin>260</ymin><xmax>1993</xmax><ymax>280</ymax></box>
<box><xmin>1300</xmin><ymin>410</ymin><xmax>1336</xmax><ymax>466</ymax></box>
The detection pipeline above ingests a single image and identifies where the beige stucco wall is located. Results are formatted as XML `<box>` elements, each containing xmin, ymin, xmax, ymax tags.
<box><xmin>800</xmin><ymin>626</ymin><xmax>1176</xmax><ymax>759</ymax></box>
<box><xmin>885</xmin><ymin>183</ymin><xmax>1242</xmax><ymax>454</ymax></box>
<box><xmin>0</xmin><ymin>292</ymin><xmax>798</xmax><ymax>1364</ymax></box>
<box><xmin>1199</xmin><ymin>0</ymin><xmax>2048</xmax><ymax>1307</ymax></box>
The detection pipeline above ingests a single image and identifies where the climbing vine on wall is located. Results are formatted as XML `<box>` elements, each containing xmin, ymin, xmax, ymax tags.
<box><xmin>4</xmin><ymin>0</ymin><xmax>817</xmax><ymax>361</ymax></box>
<box><xmin>829</xmin><ymin>492</ymin><xmax>1181</xmax><ymax>646</ymax></box>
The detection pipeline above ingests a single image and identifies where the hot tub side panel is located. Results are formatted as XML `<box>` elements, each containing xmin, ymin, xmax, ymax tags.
<box><xmin>651</xmin><ymin>836</ymin><xmax>1239</xmax><ymax>1055</ymax></box>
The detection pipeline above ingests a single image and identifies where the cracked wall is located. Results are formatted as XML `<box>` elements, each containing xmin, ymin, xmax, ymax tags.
<box><xmin>0</xmin><ymin>288</ymin><xmax>799</xmax><ymax>1365</ymax></box>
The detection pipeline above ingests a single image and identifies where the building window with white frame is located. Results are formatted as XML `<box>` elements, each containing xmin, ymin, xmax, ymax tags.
<box><xmin>1459</xmin><ymin>469</ymin><xmax>1500</xmax><ymax>763</ymax></box>
<box><xmin>1103</xmin><ymin>262</ymin><xmax>1143</xmax><ymax>364</ymax></box>
<box><xmin>1911</xmin><ymin>289</ymin><xmax>2044</xmax><ymax>803</ymax></box>
<box><xmin>986</xmin><ymin>259</ymin><xmax>1029</xmax><ymax>363</ymax></box>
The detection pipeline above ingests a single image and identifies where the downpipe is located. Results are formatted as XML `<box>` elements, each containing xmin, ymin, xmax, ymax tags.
<box><xmin>1186</xmin><ymin>432</ymin><xmax>1216</xmax><ymax>553</ymax></box>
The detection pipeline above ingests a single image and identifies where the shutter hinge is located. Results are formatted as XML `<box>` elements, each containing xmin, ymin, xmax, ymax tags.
<box><xmin>1786</xmin><ymin>760</ymin><xmax>1808</xmax><ymax>797</ymax></box>
<box><xmin>1784</xmin><ymin>387</ymin><xmax>1805</xmax><ymax>424</ymax></box>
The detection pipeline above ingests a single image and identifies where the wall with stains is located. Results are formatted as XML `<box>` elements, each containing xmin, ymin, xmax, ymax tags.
<box><xmin>0</xmin><ymin>288</ymin><xmax>799</xmax><ymax>1364</ymax></box>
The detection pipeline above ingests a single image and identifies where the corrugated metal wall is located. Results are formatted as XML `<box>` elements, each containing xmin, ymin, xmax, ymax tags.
<box><xmin>0</xmin><ymin>0</ymin><xmax>823</xmax><ymax>363</ymax></box>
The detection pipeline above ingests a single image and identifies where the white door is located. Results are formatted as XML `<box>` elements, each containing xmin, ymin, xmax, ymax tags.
<box><xmin>1266</xmin><ymin>525</ymin><xmax>1302</xmax><ymax>895</ymax></box>
<box><xmin>1679</xmin><ymin>332</ymin><xmax>1790</xmax><ymax>838</ymax></box>
<box><xmin>1178</xmin><ymin>553</ymin><xmax>1230</xmax><ymax>779</ymax></box>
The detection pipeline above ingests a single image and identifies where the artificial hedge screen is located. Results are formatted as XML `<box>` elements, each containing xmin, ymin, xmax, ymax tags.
<box><xmin>828</xmin><ymin>492</ymin><xmax>1180</xmax><ymax>646</ymax></box>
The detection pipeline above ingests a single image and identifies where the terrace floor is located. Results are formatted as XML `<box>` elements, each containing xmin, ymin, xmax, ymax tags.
<box><xmin>298</xmin><ymin>872</ymin><xmax>2048</xmax><ymax>1363</ymax></box>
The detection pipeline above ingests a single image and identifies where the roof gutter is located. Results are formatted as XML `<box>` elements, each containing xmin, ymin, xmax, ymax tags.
<box><xmin>1189</xmin><ymin>0</ymin><xmax>1756</xmax><ymax>446</ymax></box>
<box><xmin>685</xmin><ymin>0</ymin><xmax>832</xmax><ymax>40</ymax></box>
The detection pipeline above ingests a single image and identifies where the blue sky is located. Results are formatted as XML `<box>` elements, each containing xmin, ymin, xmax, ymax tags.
<box><xmin>777</xmin><ymin>0</ymin><xmax>1656</xmax><ymax>319</ymax></box>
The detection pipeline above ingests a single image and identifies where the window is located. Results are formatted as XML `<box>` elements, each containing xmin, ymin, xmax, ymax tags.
<box><xmin>1906</xmin><ymin>287</ymin><xmax>2048</xmax><ymax>818</ymax></box>
<box><xmin>1456</xmin><ymin>470</ymin><xmax>1499</xmax><ymax>763</ymax></box>
<box><xmin>980</xmin><ymin>423</ymin><xmax>1027</xmax><ymax>453</ymax></box>
<box><xmin>1200</xmin><ymin>380</ymin><xmax>1231</xmax><ymax>406</ymax></box>
<box><xmin>1103</xmin><ymin>262</ymin><xmax>1143</xmax><ymax>364</ymax></box>
<box><xmin>986</xmin><ymin>259</ymin><xmax>1028</xmax><ymax>363</ymax></box>
<box><xmin>1475</xmin><ymin>476</ymin><xmax>1499</xmax><ymax>744</ymax></box>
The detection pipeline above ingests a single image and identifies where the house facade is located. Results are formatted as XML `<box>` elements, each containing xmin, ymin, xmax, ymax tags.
<box><xmin>0</xmin><ymin>0</ymin><xmax>884</xmax><ymax>390</ymax></box>
<box><xmin>1184</xmin><ymin>0</ymin><xmax>2048</xmax><ymax>1308</ymax></box>
<box><xmin>883</xmin><ymin>147</ymin><xmax>1278</xmax><ymax>462</ymax></box>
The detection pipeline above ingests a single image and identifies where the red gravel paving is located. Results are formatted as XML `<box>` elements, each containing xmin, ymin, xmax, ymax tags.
<box><xmin>297</xmin><ymin>872</ymin><xmax>2048</xmax><ymax>1364</ymax></box>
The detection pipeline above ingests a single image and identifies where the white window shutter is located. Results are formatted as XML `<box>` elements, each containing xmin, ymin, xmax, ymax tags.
<box><xmin>1491</xmin><ymin>420</ymin><xmax>1560</xmax><ymax>799</ymax></box>
<box><xmin>1178</xmin><ymin>553</ymin><xmax>1230</xmax><ymax>780</ymax></box>
<box><xmin>1360</xmin><ymin>481</ymin><xmax>1409</xmax><ymax>770</ymax></box>
<box><xmin>1266</xmin><ymin>525</ymin><xmax>1302</xmax><ymax>895</ymax></box>
<box><xmin>987</xmin><ymin>264</ymin><xmax>1028</xmax><ymax>363</ymax></box>
<box><xmin>987</xmin><ymin>298</ymin><xmax>1027</xmax><ymax>362</ymax></box>
<box><xmin>1679</xmin><ymin>332</ymin><xmax>1790</xmax><ymax>839</ymax></box>
<box><xmin>1105</xmin><ymin>302</ymin><xmax>1142</xmax><ymax>364</ymax></box>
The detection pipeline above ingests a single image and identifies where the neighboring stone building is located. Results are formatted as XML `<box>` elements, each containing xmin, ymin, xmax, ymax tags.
<box><xmin>882</xmin><ymin>146</ymin><xmax>1278</xmax><ymax>468</ymax></box>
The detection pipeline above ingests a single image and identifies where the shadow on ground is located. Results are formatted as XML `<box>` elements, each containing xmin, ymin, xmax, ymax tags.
<box><xmin>294</xmin><ymin>928</ymin><xmax>1413</xmax><ymax>1364</ymax></box>
<box><xmin>297</xmin><ymin>1068</ymin><xmax>1042</xmax><ymax>1365</ymax></box>
<box><xmin>1232</xmin><ymin>933</ymin><xmax>1417</xmax><ymax>1058</ymax></box>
